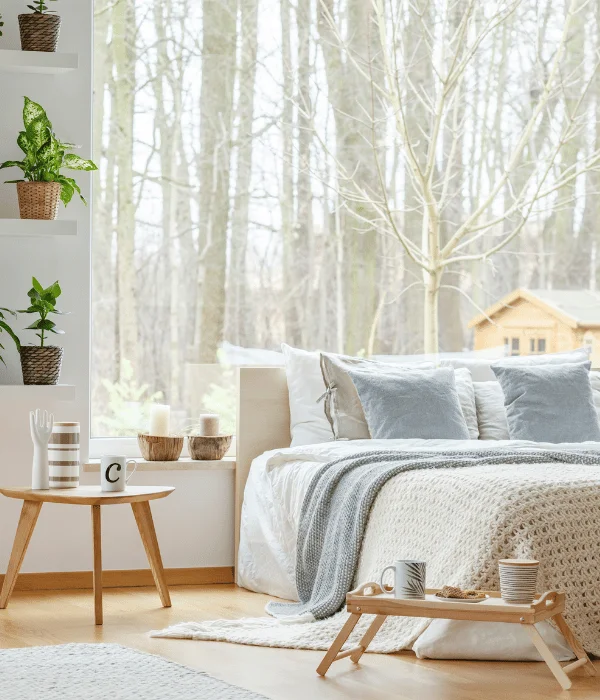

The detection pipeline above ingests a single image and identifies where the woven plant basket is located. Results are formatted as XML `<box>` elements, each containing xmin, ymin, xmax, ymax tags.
<box><xmin>18</xmin><ymin>13</ymin><xmax>61</xmax><ymax>52</ymax></box>
<box><xmin>20</xmin><ymin>346</ymin><xmax>64</xmax><ymax>385</ymax></box>
<box><xmin>17</xmin><ymin>182</ymin><xmax>61</xmax><ymax>220</ymax></box>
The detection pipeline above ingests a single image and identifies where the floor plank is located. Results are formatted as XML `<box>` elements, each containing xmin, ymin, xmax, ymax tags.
<box><xmin>0</xmin><ymin>584</ymin><xmax>598</xmax><ymax>699</ymax></box>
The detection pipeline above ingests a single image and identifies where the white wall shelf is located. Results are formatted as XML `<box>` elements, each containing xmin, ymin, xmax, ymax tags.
<box><xmin>84</xmin><ymin>456</ymin><xmax>236</xmax><ymax>472</ymax></box>
<box><xmin>0</xmin><ymin>49</ymin><xmax>78</xmax><ymax>74</ymax></box>
<box><xmin>0</xmin><ymin>219</ymin><xmax>77</xmax><ymax>237</ymax></box>
<box><xmin>0</xmin><ymin>384</ymin><xmax>76</xmax><ymax>400</ymax></box>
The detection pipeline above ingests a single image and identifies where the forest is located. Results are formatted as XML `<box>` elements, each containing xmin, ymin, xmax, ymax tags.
<box><xmin>92</xmin><ymin>0</ymin><xmax>600</xmax><ymax>435</ymax></box>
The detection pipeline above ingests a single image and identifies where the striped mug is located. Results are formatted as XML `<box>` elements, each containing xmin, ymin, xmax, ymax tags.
<box><xmin>48</xmin><ymin>422</ymin><xmax>80</xmax><ymax>489</ymax></box>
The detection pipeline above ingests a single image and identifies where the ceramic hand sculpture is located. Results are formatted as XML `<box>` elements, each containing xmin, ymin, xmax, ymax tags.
<box><xmin>30</xmin><ymin>408</ymin><xmax>54</xmax><ymax>490</ymax></box>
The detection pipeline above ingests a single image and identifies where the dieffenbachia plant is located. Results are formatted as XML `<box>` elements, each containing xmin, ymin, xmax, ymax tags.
<box><xmin>0</xmin><ymin>97</ymin><xmax>97</xmax><ymax>206</ymax></box>
<box><xmin>0</xmin><ymin>308</ymin><xmax>20</xmax><ymax>366</ymax></box>
<box><xmin>19</xmin><ymin>278</ymin><xmax>66</xmax><ymax>348</ymax></box>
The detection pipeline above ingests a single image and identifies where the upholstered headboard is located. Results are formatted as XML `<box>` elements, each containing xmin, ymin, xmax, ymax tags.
<box><xmin>235</xmin><ymin>367</ymin><xmax>290</xmax><ymax>575</ymax></box>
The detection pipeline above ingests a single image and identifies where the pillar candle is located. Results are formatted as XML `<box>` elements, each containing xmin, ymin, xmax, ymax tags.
<box><xmin>149</xmin><ymin>404</ymin><xmax>170</xmax><ymax>436</ymax></box>
<box><xmin>199</xmin><ymin>414</ymin><xmax>220</xmax><ymax>436</ymax></box>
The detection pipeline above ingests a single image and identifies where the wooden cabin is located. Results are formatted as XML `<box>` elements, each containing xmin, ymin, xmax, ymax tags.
<box><xmin>469</xmin><ymin>289</ymin><xmax>600</xmax><ymax>366</ymax></box>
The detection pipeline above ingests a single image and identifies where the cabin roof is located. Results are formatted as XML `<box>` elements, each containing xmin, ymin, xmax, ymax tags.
<box><xmin>468</xmin><ymin>288</ymin><xmax>600</xmax><ymax>329</ymax></box>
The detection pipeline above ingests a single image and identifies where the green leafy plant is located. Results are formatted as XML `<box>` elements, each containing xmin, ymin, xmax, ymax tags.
<box><xmin>0</xmin><ymin>11</ymin><xmax>4</xmax><ymax>36</ymax></box>
<box><xmin>0</xmin><ymin>308</ymin><xmax>20</xmax><ymax>366</ymax></box>
<box><xmin>19</xmin><ymin>277</ymin><xmax>66</xmax><ymax>347</ymax></box>
<box><xmin>0</xmin><ymin>97</ymin><xmax>97</xmax><ymax>206</ymax></box>
<box><xmin>27</xmin><ymin>0</ymin><xmax>57</xmax><ymax>13</ymax></box>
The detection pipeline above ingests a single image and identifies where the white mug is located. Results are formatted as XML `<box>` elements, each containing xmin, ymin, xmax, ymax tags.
<box><xmin>100</xmin><ymin>455</ymin><xmax>138</xmax><ymax>492</ymax></box>
<box><xmin>380</xmin><ymin>560</ymin><xmax>426</xmax><ymax>599</ymax></box>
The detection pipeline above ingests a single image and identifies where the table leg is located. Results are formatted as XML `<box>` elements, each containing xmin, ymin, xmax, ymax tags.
<box><xmin>0</xmin><ymin>500</ymin><xmax>42</xmax><ymax>609</ymax></box>
<box><xmin>91</xmin><ymin>505</ymin><xmax>103</xmax><ymax>625</ymax></box>
<box><xmin>316</xmin><ymin>613</ymin><xmax>362</xmax><ymax>676</ymax></box>
<box><xmin>524</xmin><ymin>623</ymin><xmax>571</xmax><ymax>690</ymax></box>
<box><xmin>553</xmin><ymin>613</ymin><xmax>596</xmax><ymax>677</ymax></box>
<box><xmin>131</xmin><ymin>501</ymin><xmax>171</xmax><ymax>607</ymax></box>
<box><xmin>350</xmin><ymin>614</ymin><xmax>387</xmax><ymax>663</ymax></box>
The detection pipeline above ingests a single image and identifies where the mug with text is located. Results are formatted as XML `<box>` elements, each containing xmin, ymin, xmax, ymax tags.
<box><xmin>101</xmin><ymin>455</ymin><xmax>138</xmax><ymax>492</ymax></box>
<box><xmin>380</xmin><ymin>560</ymin><xmax>426</xmax><ymax>599</ymax></box>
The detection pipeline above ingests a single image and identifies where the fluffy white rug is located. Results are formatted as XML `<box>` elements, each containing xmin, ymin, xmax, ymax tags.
<box><xmin>0</xmin><ymin>643</ymin><xmax>267</xmax><ymax>699</ymax></box>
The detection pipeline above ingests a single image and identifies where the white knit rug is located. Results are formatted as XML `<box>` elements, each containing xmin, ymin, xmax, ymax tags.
<box><xmin>0</xmin><ymin>643</ymin><xmax>267</xmax><ymax>700</ymax></box>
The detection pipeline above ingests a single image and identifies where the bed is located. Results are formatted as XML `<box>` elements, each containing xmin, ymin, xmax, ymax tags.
<box><xmin>233</xmin><ymin>366</ymin><xmax>600</xmax><ymax>658</ymax></box>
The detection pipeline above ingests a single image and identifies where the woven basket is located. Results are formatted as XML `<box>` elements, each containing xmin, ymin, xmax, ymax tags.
<box><xmin>18</xmin><ymin>13</ymin><xmax>61</xmax><ymax>52</ymax></box>
<box><xmin>17</xmin><ymin>182</ymin><xmax>61</xmax><ymax>220</ymax></box>
<box><xmin>20</xmin><ymin>346</ymin><xmax>64</xmax><ymax>385</ymax></box>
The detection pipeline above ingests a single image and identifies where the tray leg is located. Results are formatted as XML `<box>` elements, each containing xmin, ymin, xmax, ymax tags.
<box><xmin>553</xmin><ymin>614</ymin><xmax>596</xmax><ymax>677</ymax></box>
<box><xmin>350</xmin><ymin>615</ymin><xmax>387</xmax><ymax>663</ymax></box>
<box><xmin>524</xmin><ymin>624</ymin><xmax>571</xmax><ymax>690</ymax></box>
<box><xmin>316</xmin><ymin>613</ymin><xmax>361</xmax><ymax>677</ymax></box>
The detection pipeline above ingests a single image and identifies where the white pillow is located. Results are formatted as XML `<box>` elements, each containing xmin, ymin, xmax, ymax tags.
<box><xmin>413</xmin><ymin>619</ymin><xmax>574</xmax><ymax>661</ymax></box>
<box><xmin>475</xmin><ymin>369</ymin><xmax>600</xmax><ymax>440</ymax></box>
<box><xmin>281</xmin><ymin>344</ymin><xmax>333</xmax><ymax>447</ymax></box>
<box><xmin>443</xmin><ymin>347</ymin><xmax>591</xmax><ymax>382</ymax></box>
<box><xmin>474</xmin><ymin>381</ymin><xmax>510</xmax><ymax>440</ymax></box>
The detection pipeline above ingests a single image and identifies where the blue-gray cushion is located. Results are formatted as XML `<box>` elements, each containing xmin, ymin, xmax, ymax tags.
<box><xmin>345</xmin><ymin>367</ymin><xmax>470</xmax><ymax>440</ymax></box>
<box><xmin>491</xmin><ymin>361</ymin><xmax>600</xmax><ymax>443</ymax></box>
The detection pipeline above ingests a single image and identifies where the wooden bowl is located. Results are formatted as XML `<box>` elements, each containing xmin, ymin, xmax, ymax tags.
<box><xmin>138</xmin><ymin>433</ymin><xmax>184</xmax><ymax>461</ymax></box>
<box><xmin>188</xmin><ymin>434</ymin><xmax>232</xmax><ymax>461</ymax></box>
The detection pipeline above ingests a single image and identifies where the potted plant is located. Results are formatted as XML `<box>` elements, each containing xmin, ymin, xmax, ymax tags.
<box><xmin>19</xmin><ymin>0</ymin><xmax>60</xmax><ymax>52</ymax></box>
<box><xmin>18</xmin><ymin>277</ymin><xmax>67</xmax><ymax>385</ymax></box>
<box><xmin>0</xmin><ymin>11</ymin><xmax>4</xmax><ymax>38</ymax></box>
<box><xmin>0</xmin><ymin>97</ymin><xmax>97</xmax><ymax>220</ymax></box>
<box><xmin>0</xmin><ymin>308</ymin><xmax>20</xmax><ymax>368</ymax></box>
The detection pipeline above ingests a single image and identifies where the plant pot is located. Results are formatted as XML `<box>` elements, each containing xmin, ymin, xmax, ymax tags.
<box><xmin>19</xmin><ymin>345</ymin><xmax>63</xmax><ymax>385</ymax></box>
<box><xmin>188</xmin><ymin>434</ymin><xmax>232</xmax><ymax>461</ymax></box>
<box><xmin>18</xmin><ymin>13</ymin><xmax>61</xmax><ymax>52</ymax></box>
<box><xmin>17</xmin><ymin>182</ymin><xmax>61</xmax><ymax>220</ymax></box>
<box><xmin>137</xmin><ymin>433</ymin><xmax>184</xmax><ymax>462</ymax></box>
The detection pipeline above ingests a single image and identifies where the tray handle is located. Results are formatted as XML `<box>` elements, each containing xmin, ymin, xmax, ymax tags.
<box><xmin>347</xmin><ymin>581</ymin><xmax>385</xmax><ymax>597</ymax></box>
<box><xmin>533</xmin><ymin>590</ymin><xmax>563</xmax><ymax>610</ymax></box>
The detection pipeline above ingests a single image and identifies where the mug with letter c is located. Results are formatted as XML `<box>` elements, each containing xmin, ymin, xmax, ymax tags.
<box><xmin>101</xmin><ymin>455</ymin><xmax>138</xmax><ymax>492</ymax></box>
<box><xmin>380</xmin><ymin>560</ymin><xmax>426</xmax><ymax>599</ymax></box>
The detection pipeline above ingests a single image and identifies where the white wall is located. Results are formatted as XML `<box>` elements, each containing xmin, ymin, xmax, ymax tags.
<box><xmin>0</xmin><ymin>0</ymin><xmax>233</xmax><ymax>574</ymax></box>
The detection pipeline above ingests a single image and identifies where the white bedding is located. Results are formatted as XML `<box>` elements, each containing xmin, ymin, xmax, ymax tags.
<box><xmin>237</xmin><ymin>438</ymin><xmax>600</xmax><ymax>660</ymax></box>
<box><xmin>237</xmin><ymin>437</ymin><xmax>600</xmax><ymax>599</ymax></box>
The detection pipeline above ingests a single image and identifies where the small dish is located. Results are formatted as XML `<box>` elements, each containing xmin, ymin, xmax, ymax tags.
<box><xmin>435</xmin><ymin>594</ymin><xmax>489</xmax><ymax>603</ymax></box>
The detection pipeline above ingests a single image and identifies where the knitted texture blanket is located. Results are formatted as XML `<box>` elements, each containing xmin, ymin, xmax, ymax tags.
<box><xmin>153</xmin><ymin>446</ymin><xmax>600</xmax><ymax>654</ymax></box>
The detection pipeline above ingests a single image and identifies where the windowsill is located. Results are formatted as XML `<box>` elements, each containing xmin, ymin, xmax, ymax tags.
<box><xmin>84</xmin><ymin>456</ymin><xmax>236</xmax><ymax>472</ymax></box>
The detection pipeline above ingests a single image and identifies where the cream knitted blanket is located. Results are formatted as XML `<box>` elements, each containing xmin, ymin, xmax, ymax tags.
<box><xmin>153</xmin><ymin>451</ymin><xmax>600</xmax><ymax>654</ymax></box>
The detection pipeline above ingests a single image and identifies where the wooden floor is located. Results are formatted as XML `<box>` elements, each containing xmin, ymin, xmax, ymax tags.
<box><xmin>0</xmin><ymin>583</ymin><xmax>598</xmax><ymax>700</ymax></box>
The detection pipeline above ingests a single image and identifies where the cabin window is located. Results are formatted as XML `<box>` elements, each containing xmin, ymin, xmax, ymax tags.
<box><xmin>530</xmin><ymin>339</ymin><xmax>535</xmax><ymax>353</ymax></box>
<box><xmin>511</xmin><ymin>338</ymin><xmax>520</xmax><ymax>356</ymax></box>
<box><xmin>538</xmin><ymin>339</ymin><xmax>546</xmax><ymax>353</ymax></box>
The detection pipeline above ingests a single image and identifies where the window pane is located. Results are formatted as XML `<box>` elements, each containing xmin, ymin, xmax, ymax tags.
<box><xmin>538</xmin><ymin>339</ymin><xmax>546</xmax><ymax>353</ymax></box>
<box><xmin>90</xmin><ymin>1</ymin><xmax>600</xmax><ymax>437</ymax></box>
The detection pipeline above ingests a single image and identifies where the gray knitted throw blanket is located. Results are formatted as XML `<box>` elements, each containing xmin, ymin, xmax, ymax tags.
<box><xmin>266</xmin><ymin>448</ymin><xmax>600</xmax><ymax>620</ymax></box>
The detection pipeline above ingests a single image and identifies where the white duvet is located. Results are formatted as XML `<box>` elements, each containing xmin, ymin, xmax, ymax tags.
<box><xmin>237</xmin><ymin>438</ymin><xmax>600</xmax><ymax>660</ymax></box>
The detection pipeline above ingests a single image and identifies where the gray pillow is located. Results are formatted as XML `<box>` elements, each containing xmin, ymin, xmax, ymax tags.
<box><xmin>491</xmin><ymin>361</ymin><xmax>600</xmax><ymax>443</ymax></box>
<box><xmin>345</xmin><ymin>367</ymin><xmax>470</xmax><ymax>440</ymax></box>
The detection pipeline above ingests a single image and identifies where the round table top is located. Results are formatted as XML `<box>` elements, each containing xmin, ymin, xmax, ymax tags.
<box><xmin>0</xmin><ymin>485</ymin><xmax>175</xmax><ymax>506</ymax></box>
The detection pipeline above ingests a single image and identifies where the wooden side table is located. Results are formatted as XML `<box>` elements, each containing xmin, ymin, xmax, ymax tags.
<box><xmin>0</xmin><ymin>485</ymin><xmax>175</xmax><ymax>625</ymax></box>
<box><xmin>317</xmin><ymin>582</ymin><xmax>597</xmax><ymax>690</ymax></box>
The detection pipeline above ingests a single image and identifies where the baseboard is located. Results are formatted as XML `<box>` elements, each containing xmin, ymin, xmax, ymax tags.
<box><xmin>0</xmin><ymin>566</ymin><xmax>234</xmax><ymax>592</ymax></box>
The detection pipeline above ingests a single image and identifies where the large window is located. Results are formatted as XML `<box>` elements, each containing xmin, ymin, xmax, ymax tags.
<box><xmin>92</xmin><ymin>0</ymin><xmax>600</xmax><ymax>437</ymax></box>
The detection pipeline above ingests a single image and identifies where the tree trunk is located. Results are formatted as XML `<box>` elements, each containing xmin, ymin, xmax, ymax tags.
<box><xmin>113</xmin><ymin>0</ymin><xmax>138</xmax><ymax>381</ymax></box>
<box><xmin>196</xmin><ymin>0</ymin><xmax>237</xmax><ymax>363</ymax></box>
<box><xmin>229</xmin><ymin>0</ymin><xmax>259</xmax><ymax>348</ymax></box>
<box><xmin>423</xmin><ymin>269</ymin><xmax>441</xmax><ymax>355</ymax></box>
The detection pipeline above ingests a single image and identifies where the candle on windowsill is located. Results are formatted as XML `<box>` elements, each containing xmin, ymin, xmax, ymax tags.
<box><xmin>199</xmin><ymin>414</ymin><xmax>220</xmax><ymax>437</ymax></box>
<box><xmin>149</xmin><ymin>404</ymin><xmax>170</xmax><ymax>437</ymax></box>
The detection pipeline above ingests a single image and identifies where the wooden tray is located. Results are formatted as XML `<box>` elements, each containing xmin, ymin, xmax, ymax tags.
<box><xmin>315</xmin><ymin>581</ymin><xmax>596</xmax><ymax>690</ymax></box>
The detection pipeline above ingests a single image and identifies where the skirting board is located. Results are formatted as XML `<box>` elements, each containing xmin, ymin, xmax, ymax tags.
<box><xmin>0</xmin><ymin>566</ymin><xmax>234</xmax><ymax>592</ymax></box>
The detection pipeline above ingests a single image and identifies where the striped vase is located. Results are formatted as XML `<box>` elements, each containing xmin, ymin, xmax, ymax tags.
<box><xmin>48</xmin><ymin>422</ymin><xmax>80</xmax><ymax>488</ymax></box>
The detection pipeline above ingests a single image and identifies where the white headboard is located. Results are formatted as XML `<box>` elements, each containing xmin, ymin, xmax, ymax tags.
<box><xmin>235</xmin><ymin>367</ymin><xmax>290</xmax><ymax>573</ymax></box>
